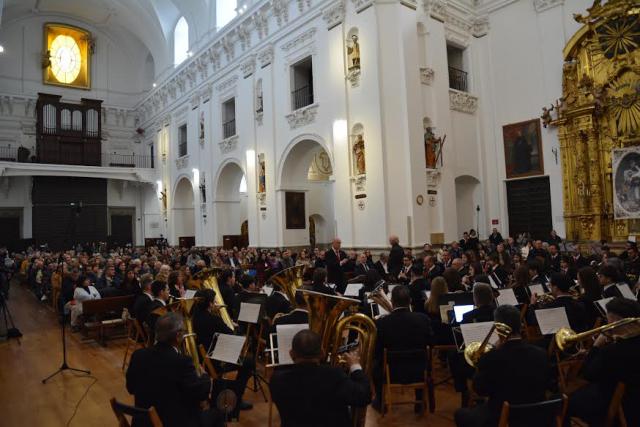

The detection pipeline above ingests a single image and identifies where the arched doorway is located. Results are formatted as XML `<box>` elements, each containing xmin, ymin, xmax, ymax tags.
<box><xmin>454</xmin><ymin>175</ymin><xmax>482</xmax><ymax>238</ymax></box>
<box><xmin>173</xmin><ymin>177</ymin><xmax>195</xmax><ymax>247</ymax></box>
<box><xmin>279</xmin><ymin>139</ymin><xmax>334</xmax><ymax>247</ymax></box>
<box><xmin>215</xmin><ymin>161</ymin><xmax>248</xmax><ymax>247</ymax></box>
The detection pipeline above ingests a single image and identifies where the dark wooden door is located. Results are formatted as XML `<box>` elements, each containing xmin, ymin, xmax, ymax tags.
<box><xmin>507</xmin><ymin>177</ymin><xmax>552</xmax><ymax>240</ymax></box>
<box><xmin>0</xmin><ymin>217</ymin><xmax>20</xmax><ymax>250</ymax></box>
<box><xmin>111</xmin><ymin>215</ymin><xmax>133</xmax><ymax>246</ymax></box>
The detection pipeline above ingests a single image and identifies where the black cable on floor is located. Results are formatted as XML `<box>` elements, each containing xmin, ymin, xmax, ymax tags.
<box><xmin>66</xmin><ymin>374</ymin><xmax>98</xmax><ymax>427</ymax></box>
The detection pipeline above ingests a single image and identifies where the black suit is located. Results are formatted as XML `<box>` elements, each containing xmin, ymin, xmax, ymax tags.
<box><xmin>126</xmin><ymin>343</ymin><xmax>214</xmax><ymax>427</ymax></box>
<box><xmin>455</xmin><ymin>339</ymin><xmax>551</xmax><ymax>427</ymax></box>
<box><xmin>408</xmin><ymin>278</ymin><xmax>428</xmax><ymax>313</ymax></box>
<box><xmin>374</xmin><ymin>261</ymin><xmax>390</xmax><ymax>278</ymax></box>
<box><xmin>145</xmin><ymin>299</ymin><xmax>166</xmax><ymax>342</ymax></box>
<box><xmin>325</xmin><ymin>248</ymin><xmax>347</xmax><ymax>293</ymax></box>
<box><xmin>133</xmin><ymin>293</ymin><xmax>154</xmax><ymax>322</ymax></box>
<box><xmin>265</xmin><ymin>292</ymin><xmax>291</xmax><ymax>319</ymax></box>
<box><xmin>602</xmin><ymin>283</ymin><xmax>623</xmax><ymax>299</ymax></box>
<box><xmin>488</xmin><ymin>265</ymin><xmax>509</xmax><ymax>289</ymax></box>
<box><xmin>425</xmin><ymin>263</ymin><xmax>444</xmax><ymax>285</ymax></box>
<box><xmin>569</xmin><ymin>336</ymin><xmax>640</xmax><ymax>426</ymax></box>
<box><xmin>526</xmin><ymin>295</ymin><xmax>588</xmax><ymax>334</ymax></box>
<box><xmin>548</xmin><ymin>254</ymin><xmax>561</xmax><ymax>273</ymax></box>
<box><xmin>270</xmin><ymin>363</ymin><xmax>371</xmax><ymax>427</ymax></box>
<box><xmin>388</xmin><ymin>244</ymin><xmax>404</xmax><ymax>278</ymax></box>
<box><xmin>354</xmin><ymin>263</ymin><xmax>373</xmax><ymax>278</ymax></box>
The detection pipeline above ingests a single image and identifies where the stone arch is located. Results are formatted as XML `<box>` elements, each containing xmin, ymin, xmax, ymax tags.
<box><xmin>454</xmin><ymin>175</ymin><xmax>482</xmax><ymax>238</ymax></box>
<box><xmin>172</xmin><ymin>175</ymin><xmax>195</xmax><ymax>243</ymax></box>
<box><xmin>214</xmin><ymin>159</ymin><xmax>248</xmax><ymax>245</ymax></box>
<box><xmin>278</xmin><ymin>133</ymin><xmax>333</xmax><ymax>188</ymax></box>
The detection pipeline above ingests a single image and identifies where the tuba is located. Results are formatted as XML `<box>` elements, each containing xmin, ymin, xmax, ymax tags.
<box><xmin>267</xmin><ymin>265</ymin><xmax>305</xmax><ymax>307</ymax></box>
<box><xmin>464</xmin><ymin>322</ymin><xmax>512</xmax><ymax>367</ymax></box>
<box><xmin>299</xmin><ymin>289</ymin><xmax>377</xmax><ymax>427</ymax></box>
<box><xmin>555</xmin><ymin>317</ymin><xmax>640</xmax><ymax>354</ymax></box>
<box><xmin>192</xmin><ymin>268</ymin><xmax>235</xmax><ymax>331</ymax></box>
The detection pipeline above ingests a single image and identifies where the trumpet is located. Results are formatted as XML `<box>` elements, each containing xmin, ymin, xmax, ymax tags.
<box><xmin>464</xmin><ymin>322</ymin><xmax>512</xmax><ymax>367</ymax></box>
<box><xmin>555</xmin><ymin>317</ymin><xmax>640</xmax><ymax>354</ymax></box>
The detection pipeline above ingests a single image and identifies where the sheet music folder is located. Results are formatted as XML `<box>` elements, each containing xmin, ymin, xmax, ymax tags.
<box><xmin>207</xmin><ymin>333</ymin><xmax>245</xmax><ymax>365</ymax></box>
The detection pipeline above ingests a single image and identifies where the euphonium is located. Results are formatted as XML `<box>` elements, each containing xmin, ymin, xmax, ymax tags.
<box><xmin>268</xmin><ymin>265</ymin><xmax>305</xmax><ymax>307</ymax></box>
<box><xmin>464</xmin><ymin>322</ymin><xmax>512</xmax><ymax>367</ymax></box>
<box><xmin>555</xmin><ymin>317</ymin><xmax>640</xmax><ymax>353</ymax></box>
<box><xmin>192</xmin><ymin>268</ymin><xmax>235</xmax><ymax>331</ymax></box>
<box><xmin>534</xmin><ymin>293</ymin><xmax>556</xmax><ymax>305</ymax></box>
<box><xmin>369</xmin><ymin>285</ymin><xmax>393</xmax><ymax>314</ymax></box>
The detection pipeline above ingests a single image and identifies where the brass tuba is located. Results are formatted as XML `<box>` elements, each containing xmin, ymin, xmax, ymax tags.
<box><xmin>464</xmin><ymin>322</ymin><xmax>512</xmax><ymax>367</ymax></box>
<box><xmin>555</xmin><ymin>317</ymin><xmax>640</xmax><ymax>353</ymax></box>
<box><xmin>192</xmin><ymin>268</ymin><xmax>235</xmax><ymax>331</ymax></box>
<box><xmin>268</xmin><ymin>265</ymin><xmax>305</xmax><ymax>307</ymax></box>
<box><xmin>299</xmin><ymin>289</ymin><xmax>377</xmax><ymax>427</ymax></box>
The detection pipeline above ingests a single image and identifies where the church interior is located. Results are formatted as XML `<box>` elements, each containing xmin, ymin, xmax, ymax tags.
<box><xmin>1</xmin><ymin>0</ymin><xmax>640</xmax><ymax>426</ymax></box>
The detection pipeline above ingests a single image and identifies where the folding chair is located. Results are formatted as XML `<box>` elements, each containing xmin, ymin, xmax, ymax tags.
<box><xmin>110</xmin><ymin>397</ymin><xmax>163</xmax><ymax>427</ymax></box>
<box><xmin>122</xmin><ymin>318</ymin><xmax>148</xmax><ymax>371</ymax></box>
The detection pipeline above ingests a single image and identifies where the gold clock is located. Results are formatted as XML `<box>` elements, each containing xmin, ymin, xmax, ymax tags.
<box><xmin>43</xmin><ymin>24</ymin><xmax>91</xmax><ymax>89</ymax></box>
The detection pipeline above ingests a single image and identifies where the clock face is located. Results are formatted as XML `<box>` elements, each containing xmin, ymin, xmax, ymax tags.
<box><xmin>50</xmin><ymin>34</ymin><xmax>82</xmax><ymax>84</ymax></box>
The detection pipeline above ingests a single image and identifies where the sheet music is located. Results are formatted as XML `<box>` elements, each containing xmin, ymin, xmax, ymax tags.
<box><xmin>488</xmin><ymin>275</ymin><xmax>499</xmax><ymax>289</ymax></box>
<box><xmin>238</xmin><ymin>302</ymin><xmax>261</xmax><ymax>324</ymax></box>
<box><xmin>596</xmin><ymin>297</ymin><xmax>614</xmax><ymax>314</ymax></box>
<box><xmin>183</xmin><ymin>289</ymin><xmax>197</xmax><ymax>299</ymax></box>
<box><xmin>528</xmin><ymin>284</ymin><xmax>545</xmax><ymax>296</ymax></box>
<box><xmin>262</xmin><ymin>286</ymin><xmax>274</xmax><ymax>296</ymax></box>
<box><xmin>439</xmin><ymin>302</ymin><xmax>454</xmax><ymax>323</ymax></box>
<box><xmin>388</xmin><ymin>284</ymin><xmax>397</xmax><ymax>294</ymax></box>
<box><xmin>210</xmin><ymin>334</ymin><xmax>245</xmax><ymax>364</ymax></box>
<box><xmin>535</xmin><ymin>307</ymin><xmax>571</xmax><ymax>335</ymax></box>
<box><xmin>460</xmin><ymin>321</ymin><xmax>498</xmax><ymax>346</ymax></box>
<box><xmin>496</xmin><ymin>288</ymin><xmax>519</xmax><ymax>306</ymax></box>
<box><xmin>616</xmin><ymin>284</ymin><xmax>636</xmax><ymax>300</ymax></box>
<box><xmin>276</xmin><ymin>324</ymin><xmax>308</xmax><ymax>365</ymax></box>
<box><xmin>344</xmin><ymin>283</ymin><xmax>364</xmax><ymax>297</ymax></box>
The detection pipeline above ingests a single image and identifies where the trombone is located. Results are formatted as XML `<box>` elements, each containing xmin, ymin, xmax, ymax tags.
<box><xmin>555</xmin><ymin>317</ymin><xmax>640</xmax><ymax>354</ymax></box>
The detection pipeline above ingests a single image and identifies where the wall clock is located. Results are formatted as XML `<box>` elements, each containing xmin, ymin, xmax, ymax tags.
<box><xmin>43</xmin><ymin>24</ymin><xmax>92</xmax><ymax>89</ymax></box>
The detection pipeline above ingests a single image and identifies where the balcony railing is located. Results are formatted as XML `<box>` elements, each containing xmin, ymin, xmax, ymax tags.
<box><xmin>0</xmin><ymin>146</ymin><xmax>154</xmax><ymax>168</ymax></box>
<box><xmin>223</xmin><ymin>119</ymin><xmax>236</xmax><ymax>139</ymax></box>
<box><xmin>178</xmin><ymin>141</ymin><xmax>188</xmax><ymax>158</ymax></box>
<box><xmin>448</xmin><ymin>66</ymin><xmax>468</xmax><ymax>92</ymax></box>
<box><xmin>104</xmin><ymin>153</ymin><xmax>154</xmax><ymax>168</ymax></box>
<box><xmin>291</xmin><ymin>85</ymin><xmax>314</xmax><ymax>110</ymax></box>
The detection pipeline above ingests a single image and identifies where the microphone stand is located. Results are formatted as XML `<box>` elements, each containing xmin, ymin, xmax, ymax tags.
<box><xmin>42</xmin><ymin>205</ymin><xmax>91</xmax><ymax>383</ymax></box>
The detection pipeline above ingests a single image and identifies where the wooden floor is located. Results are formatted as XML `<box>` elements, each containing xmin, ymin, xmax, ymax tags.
<box><xmin>0</xmin><ymin>284</ymin><xmax>458</xmax><ymax>426</ymax></box>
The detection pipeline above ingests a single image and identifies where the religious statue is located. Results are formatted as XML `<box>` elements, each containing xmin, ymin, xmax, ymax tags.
<box><xmin>347</xmin><ymin>34</ymin><xmax>360</xmax><ymax>71</ymax></box>
<box><xmin>160</xmin><ymin>190</ymin><xmax>167</xmax><ymax>212</ymax></box>
<box><xmin>199</xmin><ymin>111</ymin><xmax>205</xmax><ymax>142</ymax></box>
<box><xmin>200</xmin><ymin>175</ymin><xmax>207</xmax><ymax>203</ymax></box>
<box><xmin>256</xmin><ymin>79</ymin><xmax>264</xmax><ymax>113</ymax></box>
<box><xmin>541</xmin><ymin>104</ymin><xmax>554</xmax><ymax>128</ymax></box>
<box><xmin>258</xmin><ymin>156</ymin><xmax>266</xmax><ymax>193</ymax></box>
<box><xmin>353</xmin><ymin>134</ymin><xmax>366</xmax><ymax>175</ymax></box>
<box><xmin>424</xmin><ymin>127</ymin><xmax>444</xmax><ymax>169</ymax></box>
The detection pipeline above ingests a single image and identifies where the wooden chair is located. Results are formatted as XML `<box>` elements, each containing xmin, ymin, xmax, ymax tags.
<box><xmin>110</xmin><ymin>397</ymin><xmax>163</xmax><ymax>427</ymax></box>
<box><xmin>497</xmin><ymin>395</ymin><xmax>567</xmax><ymax>427</ymax></box>
<box><xmin>382</xmin><ymin>348</ymin><xmax>429</xmax><ymax>416</ymax></box>
<box><xmin>122</xmin><ymin>318</ymin><xmax>148</xmax><ymax>371</ymax></box>
<box><xmin>605</xmin><ymin>382</ymin><xmax>627</xmax><ymax>427</ymax></box>
<box><xmin>198</xmin><ymin>344</ymin><xmax>218</xmax><ymax>380</ymax></box>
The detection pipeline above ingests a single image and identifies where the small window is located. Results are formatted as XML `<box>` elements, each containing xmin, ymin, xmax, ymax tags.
<box><xmin>222</xmin><ymin>98</ymin><xmax>236</xmax><ymax>139</ymax></box>
<box><xmin>174</xmin><ymin>17</ymin><xmax>189</xmax><ymax>66</ymax></box>
<box><xmin>178</xmin><ymin>124</ymin><xmax>188</xmax><ymax>157</ymax></box>
<box><xmin>447</xmin><ymin>45</ymin><xmax>467</xmax><ymax>92</ymax></box>
<box><xmin>291</xmin><ymin>57</ymin><xmax>314</xmax><ymax>110</ymax></box>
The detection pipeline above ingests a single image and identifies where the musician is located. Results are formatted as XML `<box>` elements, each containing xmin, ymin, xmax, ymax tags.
<box><xmin>486</xmin><ymin>254</ymin><xmax>508</xmax><ymax>289</ymax></box>
<box><xmin>424</xmin><ymin>255</ymin><xmax>444</xmax><ymax>285</ymax></box>
<box><xmin>265</xmin><ymin>284</ymin><xmax>292</xmax><ymax>319</ymax></box>
<box><xmin>397</xmin><ymin>255</ymin><xmax>413</xmax><ymax>285</ymax></box>
<box><xmin>232</xmin><ymin>274</ymin><xmax>260</xmax><ymax>319</ymax></box>
<box><xmin>548</xmin><ymin>243</ymin><xmax>561</xmax><ymax>273</ymax></box>
<box><xmin>373</xmin><ymin>285</ymin><xmax>433</xmax><ymax>412</ymax></box>
<box><xmin>374</xmin><ymin>253</ymin><xmax>390</xmax><ymax>278</ymax></box>
<box><xmin>509</xmin><ymin>265</ymin><xmax>531</xmax><ymax>305</ymax></box>
<box><xmin>527</xmin><ymin>260</ymin><xmax>547</xmax><ymax>289</ymax></box>
<box><xmin>353</xmin><ymin>253</ymin><xmax>373</xmax><ymax>277</ymax></box>
<box><xmin>217</xmin><ymin>270</ymin><xmax>237</xmax><ymax>308</ymax></box>
<box><xmin>388</xmin><ymin>235</ymin><xmax>404</xmax><ymax>279</ymax></box>
<box><xmin>132</xmin><ymin>274</ymin><xmax>154</xmax><ymax>322</ymax></box>
<box><xmin>560</xmin><ymin>255</ymin><xmax>578</xmax><ymax>281</ymax></box>
<box><xmin>624</xmin><ymin>244</ymin><xmax>640</xmax><ymax>284</ymax></box>
<box><xmin>454</xmin><ymin>305</ymin><xmax>551</xmax><ymax>427</ymax></box>
<box><xmin>577</xmin><ymin>267</ymin><xmax>603</xmax><ymax>329</ymax></box>
<box><xmin>272</xmin><ymin>292</ymin><xmax>309</xmax><ymax>327</ymax></box>
<box><xmin>408</xmin><ymin>265</ymin><xmax>428</xmax><ymax>313</ymax></box>
<box><xmin>126</xmin><ymin>313</ymin><xmax>222</xmax><ymax>427</ymax></box>
<box><xmin>146</xmin><ymin>280</ymin><xmax>171</xmax><ymax>341</ymax></box>
<box><xmin>311</xmin><ymin>268</ymin><xmax>336</xmax><ymax>296</ymax></box>
<box><xmin>325</xmin><ymin>238</ymin><xmax>348</xmax><ymax>293</ymax></box>
<box><xmin>527</xmin><ymin>272</ymin><xmax>587</xmax><ymax>333</ymax></box>
<box><xmin>191</xmin><ymin>289</ymin><xmax>253</xmax><ymax>412</ymax></box>
<box><xmin>270</xmin><ymin>329</ymin><xmax>370</xmax><ymax>426</ymax></box>
<box><xmin>598</xmin><ymin>264</ymin><xmax>623</xmax><ymax>298</ymax></box>
<box><xmin>568</xmin><ymin>298</ymin><xmax>640</xmax><ymax>426</ymax></box>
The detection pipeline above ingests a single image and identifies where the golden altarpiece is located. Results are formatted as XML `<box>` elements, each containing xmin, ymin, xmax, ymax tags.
<box><xmin>555</xmin><ymin>0</ymin><xmax>640</xmax><ymax>242</ymax></box>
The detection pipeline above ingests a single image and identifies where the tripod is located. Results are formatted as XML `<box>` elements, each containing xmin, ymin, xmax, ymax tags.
<box><xmin>0</xmin><ymin>291</ymin><xmax>22</xmax><ymax>342</ymax></box>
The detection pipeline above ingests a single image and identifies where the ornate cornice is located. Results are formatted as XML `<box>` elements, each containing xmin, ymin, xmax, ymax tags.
<box><xmin>533</xmin><ymin>0</ymin><xmax>564</xmax><ymax>13</ymax></box>
<box><xmin>285</xmin><ymin>104</ymin><xmax>319</xmax><ymax>129</ymax></box>
<box><xmin>472</xmin><ymin>15</ymin><xmax>490</xmax><ymax>38</ymax></box>
<box><xmin>351</xmin><ymin>0</ymin><xmax>375</xmax><ymax>14</ymax></box>
<box><xmin>241</xmin><ymin>56</ymin><xmax>256</xmax><ymax>78</ymax></box>
<box><xmin>449</xmin><ymin>89</ymin><xmax>478</xmax><ymax>114</ymax></box>
<box><xmin>219</xmin><ymin>135</ymin><xmax>239</xmax><ymax>154</ymax></box>
<box><xmin>322</xmin><ymin>1</ymin><xmax>345</xmax><ymax>30</ymax></box>
<box><xmin>175</xmin><ymin>155</ymin><xmax>189</xmax><ymax>170</ymax></box>
<box><xmin>216</xmin><ymin>75</ymin><xmax>239</xmax><ymax>92</ymax></box>
<box><xmin>420</xmin><ymin>67</ymin><xmax>435</xmax><ymax>85</ymax></box>
<box><xmin>281</xmin><ymin>27</ymin><xmax>317</xmax><ymax>51</ymax></box>
<box><xmin>258</xmin><ymin>45</ymin><xmax>274</xmax><ymax>67</ymax></box>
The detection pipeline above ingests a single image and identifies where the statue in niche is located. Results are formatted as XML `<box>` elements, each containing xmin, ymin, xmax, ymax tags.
<box><xmin>424</xmin><ymin>127</ymin><xmax>445</xmax><ymax>169</ymax></box>
<box><xmin>347</xmin><ymin>34</ymin><xmax>360</xmax><ymax>71</ymax></box>
<box><xmin>160</xmin><ymin>190</ymin><xmax>167</xmax><ymax>212</ymax></box>
<box><xmin>353</xmin><ymin>134</ymin><xmax>366</xmax><ymax>175</ymax></box>
<box><xmin>199</xmin><ymin>111</ymin><xmax>205</xmax><ymax>142</ymax></box>
<box><xmin>258</xmin><ymin>156</ymin><xmax>266</xmax><ymax>193</ymax></box>
<box><xmin>256</xmin><ymin>80</ymin><xmax>264</xmax><ymax>113</ymax></box>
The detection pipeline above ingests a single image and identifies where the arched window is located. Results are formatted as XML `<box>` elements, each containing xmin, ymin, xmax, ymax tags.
<box><xmin>174</xmin><ymin>17</ymin><xmax>189</xmax><ymax>66</ymax></box>
<box><xmin>217</xmin><ymin>0</ymin><xmax>237</xmax><ymax>30</ymax></box>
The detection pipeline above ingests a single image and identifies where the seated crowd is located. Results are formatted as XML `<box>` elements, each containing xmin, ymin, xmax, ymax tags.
<box><xmin>1</xmin><ymin>226</ymin><xmax>639</xmax><ymax>427</ymax></box>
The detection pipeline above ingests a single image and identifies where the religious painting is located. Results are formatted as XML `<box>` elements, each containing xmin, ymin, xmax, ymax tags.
<box><xmin>502</xmin><ymin>119</ymin><xmax>544</xmax><ymax>179</ymax></box>
<box><xmin>258</xmin><ymin>153</ymin><xmax>266</xmax><ymax>193</ymax></box>
<box><xmin>613</xmin><ymin>146</ymin><xmax>640</xmax><ymax>220</ymax></box>
<box><xmin>352</xmin><ymin>134</ymin><xmax>366</xmax><ymax>175</ymax></box>
<box><xmin>43</xmin><ymin>23</ymin><xmax>92</xmax><ymax>89</ymax></box>
<box><xmin>285</xmin><ymin>192</ymin><xmax>305</xmax><ymax>229</ymax></box>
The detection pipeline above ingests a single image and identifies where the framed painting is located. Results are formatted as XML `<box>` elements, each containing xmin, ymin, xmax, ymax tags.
<box><xmin>285</xmin><ymin>192</ymin><xmax>305</xmax><ymax>229</ymax></box>
<box><xmin>613</xmin><ymin>146</ymin><xmax>640</xmax><ymax>220</ymax></box>
<box><xmin>502</xmin><ymin>119</ymin><xmax>544</xmax><ymax>179</ymax></box>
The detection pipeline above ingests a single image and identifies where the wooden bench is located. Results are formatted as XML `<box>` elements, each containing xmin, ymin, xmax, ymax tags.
<box><xmin>80</xmin><ymin>295</ymin><xmax>134</xmax><ymax>346</ymax></box>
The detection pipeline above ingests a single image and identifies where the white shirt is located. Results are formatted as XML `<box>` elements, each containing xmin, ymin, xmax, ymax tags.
<box><xmin>73</xmin><ymin>286</ymin><xmax>101</xmax><ymax>305</ymax></box>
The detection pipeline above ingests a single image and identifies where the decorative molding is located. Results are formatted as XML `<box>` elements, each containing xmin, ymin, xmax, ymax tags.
<box><xmin>219</xmin><ymin>135</ymin><xmax>239</xmax><ymax>154</ymax></box>
<box><xmin>254</xmin><ymin>10</ymin><xmax>269</xmax><ymax>40</ymax></box>
<box><xmin>423</xmin><ymin>0</ymin><xmax>447</xmax><ymax>22</ymax></box>
<box><xmin>175</xmin><ymin>155</ymin><xmax>189</xmax><ymax>170</ymax></box>
<box><xmin>400</xmin><ymin>0</ymin><xmax>418</xmax><ymax>9</ymax></box>
<box><xmin>346</xmin><ymin>68</ymin><xmax>361</xmax><ymax>88</ymax></box>
<box><xmin>258</xmin><ymin>192</ymin><xmax>267</xmax><ymax>206</ymax></box>
<box><xmin>190</xmin><ymin>93</ymin><xmax>200</xmax><ymax>109</ymax></box>
<box><xmin>241</xmin><ymin>56</ymin><xmax>256</xmax><ymax>78</ymax></box>
<box><xmin>258</xmin><ymin>45</ymin><xmax>274</xmax><ymax>67</ymax></box>
<box><xmin>472</xmin><ymin>15</ymin><xmax>490</xmax><ymax>38</ymax></box>
<box><xmin>533</xmin><ymin>0</ymin><xmax>564</xmax><ymax>13</ymax></box>
<box><xmin>281</xmin><ymin>27</ymin><xmax>317</xmax><ymax>51</ymax></box>
<box><xmin>322</xmin><ymin>1</ymin><xmax>346</xmax><ymax>30</ymax></box>
<box><xmin>199</xmin><ymin>83</ymin><xmax>213</xmax><ymax>102</ymax></box>
<box><xmin>449</xmin><ymin>89</ymin><xmax>478</xmax><ymax>114</ymax></box>
<box><xmin>297</xmin><ymin>0</ymin><xmax>312</xmax><ymax>13</ymax></box>
<box><xmin>216</xmin><ymin>75</ymin><xmax>239</xmax><ymax>92</ymax></box>
<box><xmin>285</xmin><ymin>104</ymin><xmax>319</xmax><ymax>129</ymax></box>
<box><xmin>420</xmin><ymin>67</ymin><xmax>434</xmax><ymax>85</ymax></box>
<box><xmin>351</xmin><ymin>0</ymin><xmax>374</xmax><ymax>14</ymax></box>
<box><xmin>353</xmin><ymin>175</ymin><xmax>366</xmax><ymax>192</ymax></box>
<box><xmin>273</xmin><ymin>0</ymin><xmax>290</xmax><ymax>27</ymax></box>
<box><xmin>426</xmin><ymin>169</ymin><xmax>441</xmax><ymax>187</ymax></box>
<box><xmin>256</xmin><ymin>111</ymin><xmax>264</xmax><ymax>126</ymax></box>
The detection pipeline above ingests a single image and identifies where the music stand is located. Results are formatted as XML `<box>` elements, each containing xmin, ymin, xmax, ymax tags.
<box><xmin>237</xmin><ymin>293</ymin><xmax>269</xmax><ymax>402</ymax></box>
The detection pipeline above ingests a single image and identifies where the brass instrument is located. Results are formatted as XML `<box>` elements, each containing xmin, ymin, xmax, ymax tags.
<box><xmin>555</xmin><ymin>317</ymin><xmax>640</xmax><ymax>353</ymax></box>
<box><xmin>192</xmin><ymin>268</ymin><xmax>235</xmax><ymax>331</ymax></box>
<box><xmin>267</xmin><ymin>265</ymin><xmax>305</xmax><ymax>307</ymax></box>
<box><xmin>369</xmin><ymin>285</ymin><xmax>393</xmax><ymax>314</ymax></box>
<box><xmin>534</xmin><ymin>293</ymin><xmax>556</xmax><ymax>305</ymax></box>
<box><xmin>300</xmin><ymin>289</ymin><xmax>376</xmax><ymax>427</ymax></box>
<box><xmin>464</xmin><ymin>322</ymin><xmax>512</xmax><ymax>367</ymax></box>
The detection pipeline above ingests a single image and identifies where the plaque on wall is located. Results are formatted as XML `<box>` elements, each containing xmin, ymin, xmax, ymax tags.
<box><xmin>613</xmin><ymin>146</ymin><xmax>640</xmax><ymax>220</ymax></box>
<box><xmin>285</xmin><ymin>192</ymin><xmax>305</xmax><ymax>229</ymax></box>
